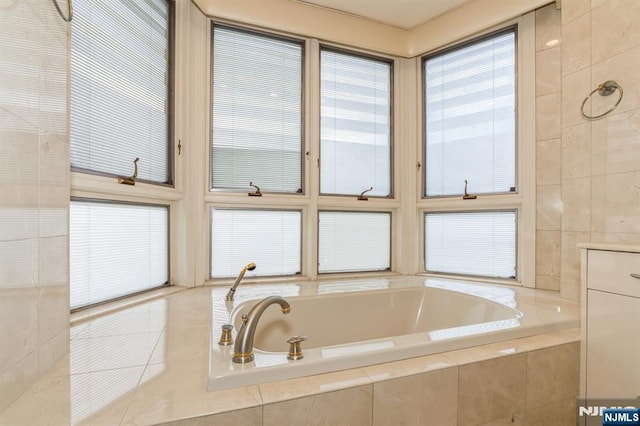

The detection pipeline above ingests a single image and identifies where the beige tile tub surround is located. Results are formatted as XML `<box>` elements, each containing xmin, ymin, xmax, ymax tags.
<box><xmin>535</xmin><ymin>4</ymin><xmax>563</xmax><ymax>293</ymax></box>
<box><xmin>458</xmin><ymin>354</ymin><xmax>527</xmax><ymax>424</ymax></box>
<box><xmin>0</xmin><ymin>286</ymin><xmax>581</xmax><ymax>425</ymax></box>
<box><xmin>0</xmin><ymin>0</ymin><xmax>70</xmax><ymax>412</ymax></box>
<box><xmin>186</xmin><ymin>336</ymin><xmax>581</xmax><ymax>426</ymax></box>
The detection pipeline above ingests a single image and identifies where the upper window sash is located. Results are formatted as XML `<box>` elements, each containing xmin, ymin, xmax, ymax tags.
<box><xmin>70</xmin><ymin>0</ymin><xmax>174</xmax><ymax>186</ymax></box>
<box><xmin>422</xmin><ymin>27</ymin><xmax>516</xmax><ymax>198</ymax></box>
<box><xmin>210</xmin><ymin>24</ymin><xmax>304</xmax><ymax>194</ymax></box>
<box><xmin>320</xmin><ymin>47</ymin><xmax>393</xmax><ymax>198</ymax></box>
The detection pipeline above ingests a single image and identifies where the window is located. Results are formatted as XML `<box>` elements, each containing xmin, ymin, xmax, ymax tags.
<box><xmin>69</xmin><ymin>0</ymin><xmax>174</xmax><ymax>309</ymax></box>
<box><xmin>318</xmin><ymin>211</ymin><xmax>391</xmax><ymax>273</ymax></box>
<box><xmin>70</xmin><ymin>201</ymin><xmax>169</xmax><ymax>310</ymax></box>
<box><xmin>70</xmin><ymin>0</ymin><xmax>173</xmax><ymax>184</ymax></box>
<box><xmin>210</xmin><ymin>209</ymin><xmax>302</xmax><ymax>278</ymax></box>
<box><xmin>211</xmin><ymin>25</ymin><xmax>303</xmax><ymax>193</ymax></box>
<box><xmin>421</xmin><ymin>26</ymin><xmax>527</xmax><ymax>282</ymax></box>
<box><xmin>423</xmin><ymin>28</ymin><xmax>515</xmax><ymax>197</ymax></box>
<box><xmin>320</xmin><ymin>48</ymin><xmax>392</xmax><ymax>197</ymax></box>
<box><xmin>424</xmin><ymin>211</ymin><xmax>516</xmax><ymax>279</ymax></box>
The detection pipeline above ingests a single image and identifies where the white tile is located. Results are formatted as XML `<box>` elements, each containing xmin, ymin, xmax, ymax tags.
<box><xmin>562</xmin><ymin>13</ymin><xmax>591</xmax><ymax>76</ymax></box>
<box><xmin>0</xmin><ymin>287</ymin><xmax>38</xmax><ymax>379</ymax></box>
<box><xmin>122</xmin><ymin>358</ymin><xmax>262</xmax><ymax>425</ymax></box>
<box><xmin>562</xmin><ymin>123</ymin><xmax>591</xmax><ymax>180</ymax></box>
<box><xmin>536</xmin><ymin>185</ymin><xmax>563</xmax><ymax>231</ymax></box>
<box><xmin>536</xmin><ymin>47</ymin><xmax>562</xmax><ymax>97</ymax></box>
<box><xmin>38</xmin><ymin>235</ymin><xmax>68</xmax><ymax>287</ymax></box>
<box><xmin>536</xmin><ymin>139</ymin><xmax>562</xmax><ymax>185</ymax></box>
<box><xmin>0</xmin><ymin>351</ymin><xmax>39</xmax><ymax>413</ymax></box>
<box><xmin>0</xmin><ymin>207</ymin><xmax>38</xmax><ymax>242</ymax></box>
<box><xmin>561</xmin><ymin>177</ymin><xmax>591</xmax><ymax>233</ymax></box>
<box><xmin>361</xmin><ymin>353</ymin><xmax>455</xmax><ymax>382</ymax></box>
<box><xmin>259</xmin><ymin>368</ymin><xmax>372</xmax><ymax>404</ymax></box>
<box><xmin>0</xmin><ymin>238</ymin><xmax>39</xmax><ymax>288</ymax></box>
<box><xmin>591</xmin><ymin>171</ymin><xmax>640</xmax><ymax>234</ymax></box>
<box><xmin>70</xmin><ymin>333</ymin><xmax>161</xmax><ymax>374</ymax></box>
<box><xmin>149</xmin><ymin>326</ymin><xmax>211</xmax><ymax>364</ymax></box>
<box><xmin>536</xmin><ymin>230</ymin><xmax>561</xmax><ymax>276</ymax></box>
<box><xmin>38</xmin><ymin>328</ymin><xmax>69</xmax><ymax>377</ymax></box>
<box><xmin>591</xmin><ymin>0</ymin><xmax>640</xmax><ymax>64</ymax></box>
<box><xmin>536</xmin><ymin>93</ymin><xmax>562</xmax><ymax>140</ymax></box>
<box><xmin>591</xmin><ymin>108</ymin><xmax>640</xmax><ymax>176</ymax></box>
<box><xmin>535</xmin><ymin>5</ymin><xmax>562</xmax><ymax>52</ymax></box>
<box><xmin>37</xmin><ymin>285</ymin><xmax>69</xmax><ymax>343</ymax></box>
<box><xmin>561</xmin><ymin>0</ymin><xmax>590</xmax><ymax>24</ymax></box>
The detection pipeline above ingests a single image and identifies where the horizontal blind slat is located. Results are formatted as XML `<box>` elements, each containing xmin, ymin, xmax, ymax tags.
<box><xmin>424</xmin><ymin>211</ymin><xmax>516</xmax><ymax>279</ymax></box>
<box><xmin>70</xmin><ymin>0</ymin><xmax>170</xmax><ymax>183</ymax></box>
<box><xmin>320</xmin><ymin>49</ymin><xmax>391</xmax><ymax>197</ymax></box>
<box><xmin>210</xmin><ymin>209</ymin><xmax>302</xmax><ymax>278</ymax></box>
<box><xmin>318</xmin><ymin>212</ymin><xmax>391</xmax><ymax>273</ymax></box>
<box><xmin>70</xmin><ymin>201</ymin><xmax>169</xmax><ymax>309</ymax></box>
<box><xmin>424</xmin><ymin>30</ymin><xmax>516</xmax><ymax>197</ymax></box>
<box><xmin>211</xmin><ymin>26</ymin><xmax>303</xmax><ymax>193</ymax></box>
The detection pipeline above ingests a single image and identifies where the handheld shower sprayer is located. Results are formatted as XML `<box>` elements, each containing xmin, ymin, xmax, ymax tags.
<box><xmin>225</xmin><ymin>263</ymin><xmax>256</xmax><ymax>301</ymax></box>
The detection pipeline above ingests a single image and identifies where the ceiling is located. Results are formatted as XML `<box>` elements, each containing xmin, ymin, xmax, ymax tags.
<box><xmin>293</xmin><ymin>0</ymin><xmax>474</xmax><ymax>29</ymax></box>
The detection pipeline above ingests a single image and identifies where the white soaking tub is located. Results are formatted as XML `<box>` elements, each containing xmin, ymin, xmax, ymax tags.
<box><xmin>208</xmin><ymin>276</ymin><xmax>578</xmax><ymax>391</ymax></box>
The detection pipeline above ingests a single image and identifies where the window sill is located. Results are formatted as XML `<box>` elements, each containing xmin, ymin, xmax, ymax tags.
<box><xmin>70</xmin><ymin>286</ymin><xmax>187</xmax><ymax>326</ymax></box>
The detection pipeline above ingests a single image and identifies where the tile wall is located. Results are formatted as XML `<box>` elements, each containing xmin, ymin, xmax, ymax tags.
<box><xmin>536</xmin><ymin>4</ymin><xmax>563</xmax><ymax>293</ymax></box>
<box><xmin>537</xmin><ymin>0</ymin><xmax>640</xmax><ymax>301</ymax></box>
<box><xmin>0</xmin><ymin>0</ymin><xmax>70</xmax><ymax>412</ymax></box>
<box><xmin>164</xmin><ymin>341</ymin><xmax>580</xmax><ymax>425</ymax></box>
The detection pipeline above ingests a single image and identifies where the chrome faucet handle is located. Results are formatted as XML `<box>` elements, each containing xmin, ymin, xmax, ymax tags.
<box><xmin>218</xmin><ymin>324</ymin><xmax>234</xmax><ymax>346</ymax></box>
<box><xmin>286</xmin><ymin>335</ymin><xmax>308</xmax><ymax>361</ymax></box>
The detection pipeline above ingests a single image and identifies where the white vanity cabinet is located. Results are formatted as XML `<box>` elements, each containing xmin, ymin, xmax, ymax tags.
<box><xmin>579</xmin><ymin>244</ymin><xmax>640</xmax><ymax>402</ymax></box>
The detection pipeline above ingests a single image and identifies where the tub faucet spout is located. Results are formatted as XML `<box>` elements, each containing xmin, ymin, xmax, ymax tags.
<box><xmin>233</xmin><ymin>296</ymin><xmax>291</xmax><ymax>363</ymax></box>
<box><xmin>225</xmin><ymin>263</ymin><xmax>256</xmax><ymax>301</ymax></box>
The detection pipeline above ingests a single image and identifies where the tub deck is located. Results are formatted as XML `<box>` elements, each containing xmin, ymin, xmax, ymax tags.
<box><xmin>209</xmin><ymin>276</ymin><xmax>579</xmax><ymax>391</ymax></box>
<box><xmin>0</xmin><ymin>279</ymin><xmax>580</xmax><ymax>426</ymax></box>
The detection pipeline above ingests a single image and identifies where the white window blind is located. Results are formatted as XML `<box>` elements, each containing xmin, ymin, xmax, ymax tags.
<box><xmin>424</xmin><ymin>211</ymin><xmax>516</xmax><ymax>279</ymax></box>
<box><xmin>424</xmin><ymin>29</ymin><xmax>515</xmax><ymax>197</ymax></box>
<box><xmin>320</xmin><ymin>49</ymin><xmax>391</xmax><ymax>196</ymax></box>
<box><xmin>70</xmin><ymin>0</ymin><xmax>171</xmax><ymax>184</ymax></box>
<box><xmin>70</xmin><ymin>201</ymin><xmax>169</xmax><ymax>310</ymax></box>
<box><xmin>211</xmin><ymin>25</ymin><xmax>303</xmax><ymax>193</ymax></box>
<box><xmin>210</xmin><ymin>209</ymin><xmax>301</xmax><ymax>278</ymax></box>
<box><xmin>318</xmin><ymin>211</ymin><xmax>390</xmax><ymax>273</ymax></box>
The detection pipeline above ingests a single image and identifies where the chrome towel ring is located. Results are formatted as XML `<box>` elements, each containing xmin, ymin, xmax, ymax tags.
<box><xmin>51</xmin><ymin>0</ymin><xmax>73</xmax><ymax>22</ymax></box>
<box><xmin>581</xmin><ymin>80</ymin><xmax>623</xmax><ymax>120</ymax></box>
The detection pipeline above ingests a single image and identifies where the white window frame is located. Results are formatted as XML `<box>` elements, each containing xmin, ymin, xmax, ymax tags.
<box><xmin>423</xmin><ymin>209</ymin><xmax>517</xmax><ymax>279</ymax></box>
<box><xmin>319</xmin><ymin>45</ymin><xmax>394</xmax><ymax>199</ymax></box>
<box><xmin>417</xmin><ymin>14</ymin><xmax>535</xmax><ymax>287</ymax></box>
<box><xmin>69</xmin><ymin>199</ymin><xmax>170</xmax><ymax>311</ymax></box>
<box><xmin>210</xmin><ymin>23</ymin><xmax>305</xmax><ymax>195</ymax></box>
<box><xmin>205</xmin><ymin>24</ymin><xmax>401</xmax><ymax>285</ymax></box>
<box><xmin>69</xmin><ymin>0</ymin><xmax>186</xmax><ymax>309</ymax></box>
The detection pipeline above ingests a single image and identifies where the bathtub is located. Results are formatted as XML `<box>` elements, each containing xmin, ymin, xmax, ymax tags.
<box><xmin>208</xmin><ymin>276</ymin><xmax>579</xmax><ymax>391</ymax></box>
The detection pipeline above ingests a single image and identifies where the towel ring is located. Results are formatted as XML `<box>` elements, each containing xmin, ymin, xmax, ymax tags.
<box><xmin>580</xmin><ymin>80</ymin><xmax>623</xmax><ymax>120</ymax></box>
<box><xmin>51</xmin><ymin>0</ymin><xmax>73</xmax><ymax>22</ymax></box>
